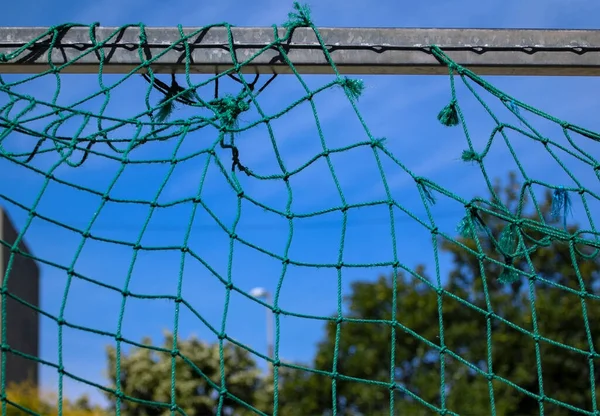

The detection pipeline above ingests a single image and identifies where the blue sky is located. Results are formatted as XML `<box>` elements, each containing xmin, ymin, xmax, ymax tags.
<box><xmin>2</xmin><ymin>0</ymin><xmax>600</xmax><ymax>407</ymax></box>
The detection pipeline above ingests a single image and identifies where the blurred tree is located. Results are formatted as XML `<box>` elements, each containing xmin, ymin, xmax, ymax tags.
<box><xmin>105</xmin><ymin>331</ymin><xmax>264</xmax><ymax>415</ymax></box>
<box><xmin>101</xmin><ymin>173</ymin><xmax>600</xmax><ymax>415</ymax></box>
<box><xmin>267</xmin><ymin>172</ymin><xmax>600</xmax><ymax>415</ymax></box>
<box><xmin>4</xmin><ymin>379</ymin><xmax>106</xmax><ymax>415</ymax></box>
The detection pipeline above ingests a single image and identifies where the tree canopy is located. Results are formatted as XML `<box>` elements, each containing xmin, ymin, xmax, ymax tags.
<box><xmin>5</xmin><ymin>380</ymin><xmax>106</xmax><ymax>416</ymax></box>
<box><xmin>104</xmin><ymin>331</ymin><xmax>265</xmax><ymax>415</ymax></box>
<box><xmin>98</xmin><ymin>172</ymin><xmax>600</xmax><ymax>415</ymax></box>
<box><xmin>267</xmin><ymin>172</ymin><xmax>600</xmax><ymax>415</ymax></box>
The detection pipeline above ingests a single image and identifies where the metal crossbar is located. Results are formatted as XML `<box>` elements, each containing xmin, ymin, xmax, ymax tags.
<box><xmin>1</xmin><ymin>26</ymin><xmax>600</xmax><ymax>76</ymax></box>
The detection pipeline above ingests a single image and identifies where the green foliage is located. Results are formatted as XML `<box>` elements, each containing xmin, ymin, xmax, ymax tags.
<box><xmin>4</xmin><ymin>380</ymin><xmax>106</xmax><ymax>416</ymax></box>
<box><xmin>101</xmin><ymin>173</ymin><xmax>600</xmax><ymax>415</ymax></box>
<box><xmin>105</xmin><ymin>331</ymin><xmax>264</xmax><ymax>415</ymax></box>
<box><xmin>269</xmin><ymin>172</ymin><xmax>600</xmax><ymax>415</ymax></box>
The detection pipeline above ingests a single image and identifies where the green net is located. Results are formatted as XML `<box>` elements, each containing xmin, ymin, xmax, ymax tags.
<box><xmin>1</xmin><ymin>2</ymin><xmax>600</xmax><ymax>415</ymax></box>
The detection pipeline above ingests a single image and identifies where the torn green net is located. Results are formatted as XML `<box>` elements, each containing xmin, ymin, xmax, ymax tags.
<box><xmin>1</xmin><ymin>2</ymin><xmax>600</xmax><ymax>415</ymax></box>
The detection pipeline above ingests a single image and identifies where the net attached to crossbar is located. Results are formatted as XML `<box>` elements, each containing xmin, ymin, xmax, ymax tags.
<box><xmin>1</xmin><ymin>3</ymin><xmax>600</xmax><ymax>415</ymax></box>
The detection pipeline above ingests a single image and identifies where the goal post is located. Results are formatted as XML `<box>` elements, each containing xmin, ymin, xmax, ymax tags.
<box><xmin>2</xmin><ymin>6</ymin><xmax>600</xmax><ymax>415</ymax></box>
<box><xmin>1</xmin><ymin>26</ymin><xmax>600</xmax><ymax>75</ymax></box>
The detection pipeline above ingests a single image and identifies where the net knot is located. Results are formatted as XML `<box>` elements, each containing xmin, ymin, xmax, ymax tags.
<box><xmin>0</xmin><ymin>53</ymin><xmax>7</xmax><ymax>63</ymax></box>
<box><xmin>461</xmin><ymin>149</ymin><xmax>480</xmax><ymax>162</ymax></box>
<box><xmin>339</xmin><ymin>77</ymin><xmax>365</xmax><ymax>101</ymax></box>
<box><xmin>170</xmin><ymin>348</ymin><xmax>179</xmax><ymax>357</ymax></box>
<box><xmin>210</xmin><ymin>95</ymin><xmax>249</xmax><ymax>128</ymax></box>
<box><xmin>371</xmin><ymin>137</ymin><xmax>387</xmax><ymax>149</ymax></box>
<box><xmin>560</xmin><ymin>121</ymin><xmax>571</xmax><ymax>129</ymax></box>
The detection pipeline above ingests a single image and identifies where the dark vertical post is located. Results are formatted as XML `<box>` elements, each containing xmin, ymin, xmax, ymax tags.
<box><xmin>0</xmin><ymin>207</ymin><xmax>39</xmax><ymax>388</ymax></box>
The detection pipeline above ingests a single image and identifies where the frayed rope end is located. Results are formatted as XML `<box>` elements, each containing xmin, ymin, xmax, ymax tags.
<box><xmin>457</xmin><ymin>213</ymin><xmax>474</xmax><ymax>239</ymax></box>
<box><xmin>437</xmin><ymin>100</ymin><xmax>459</xmax><ymax>127</ymax></box>
<box><xmin>497</xmin><ymin>223</ymin><xmax>517</xmax><ymax>258</ymax></box>
<box><xmin>155</xmin><ymin>97</ymin><xmax>175</xmax><ymax>123</ymax></box>
<box><xmin>551</xmin><ymin>187</ymin><xmax>572</xmax><ymax>230</ymax></box>
<box><xmin>283</xmin><ymin>2</ymin><xmax>312</xmax><ymax>29</ymax></box>
<box><xmin>418</xmin><ymin>181</ymin><xmax>436</xmax><ymax>205</ymax></box>
<box><xmin>340</xmin><ymin>77</ymin><xmax>365</xmax><ymax>101</ymax></box>
<box><xmin>498</xmin><ymin>268</ymin><xmax>520</xmax><ymax>284</ymax></box>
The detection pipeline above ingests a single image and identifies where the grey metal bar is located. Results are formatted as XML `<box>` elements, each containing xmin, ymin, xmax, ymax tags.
<box><xmin>1</xmin><ymin>26</ymin><xmax>600</xmax><ymax>76</ymax></box>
